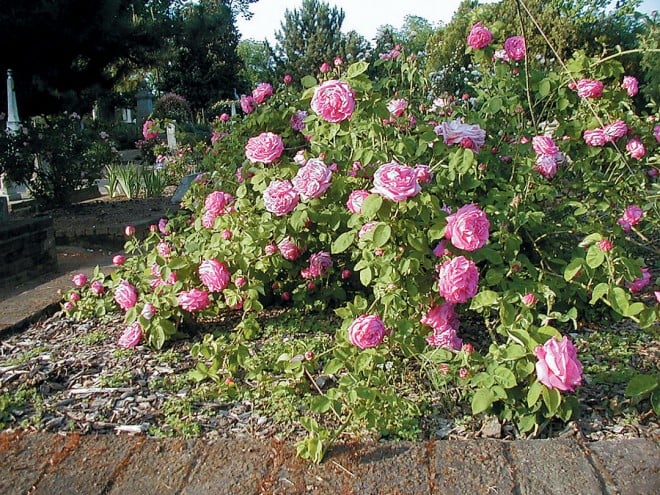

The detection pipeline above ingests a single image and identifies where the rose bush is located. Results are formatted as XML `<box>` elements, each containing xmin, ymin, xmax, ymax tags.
<box><xmin>62</xmin><ymin>22</ymin><xmax>658</xmax><ymax>462</ymax></box>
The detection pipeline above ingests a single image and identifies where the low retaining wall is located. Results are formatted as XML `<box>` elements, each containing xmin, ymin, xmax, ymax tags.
<box><xmin>0</xmin><ymin>216</ymin><xmax>58</xmax><ymax>288</ymax></box>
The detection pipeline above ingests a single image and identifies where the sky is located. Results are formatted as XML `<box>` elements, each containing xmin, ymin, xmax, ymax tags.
<box><xmin>236</xmin><ymin>0</ymin><xmax>660</xmax><ymax>44</ymax></box>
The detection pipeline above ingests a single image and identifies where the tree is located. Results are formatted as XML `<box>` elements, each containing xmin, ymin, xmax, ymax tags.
<box><xmin>269</xmin><ymin>0</ymin><xmax>346</xmax><ymax>83</ymax></box>
<box><xmin>237</xmin><ymin>39</ymin><xmax>276</xmax><ymax>88</ymax></box>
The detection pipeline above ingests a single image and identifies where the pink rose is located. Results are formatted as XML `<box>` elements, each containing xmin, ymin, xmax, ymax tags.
<box><xmin>532</xmin><ymin>136</ymin><xmax>559</xmax><ymax>156</ymax></box>
<box><xmin>421</xmin><ymin>303</ymin><xmax>459</xmax><ymax>333</ymax></box>
<box><xmin>535</xmin><ymin>336</ymin><xmax>583</xmax><ymax>392</ymax></box>
<box><xmin>617</xmin><ymin>204</ymin><xmax>643</xmax><ymax>232</ymax></box>
<box><xmin>341</xmin><ymin>269</ymin><xmax>351</xmax><ymax>279</ymax></box>
<box><xmin>346</xmin><ymin>189</ymin><xmax>371</xmax><ymax>214</ymax></box>
<box><xmin>292</xmin><ymin>157</ymin><xmax>333</xmax><ymax>200</ymax></box>
<box><xmin>434</xmin><ymin>119</ymin><xmax>486</xmax><ymax>152</ymax></box>
<box><xmin>426</xmin><ymin>326</ymin><xmax>463</xmax><ymax>351</ymax></box>
<box><xmin>177</xmin><ymin>288</ymin><xmax>211</xmax><ymax>312</ymax></box>
<box><xmin>199</xmin><ymin>259</ymin><xmax>231</xmax><ymax>292</ymax></box>
<box><xmin>626</xmin><ymin>138</ymin><xmax>646</xmax><ymax>159</ymax></box>
<box><xmin>622</xmin><ymin>75</ymin><xmax>638</xmax><ymax>97</ymax></box>
<box><xmin>308</xmin><ymin>251</ymin><xmax>332</xmax><ymax>277</ymax></box>
<box><xmin>522</xmin><ymin>293</ymin><xmax>537</xmax><ymax>307</ymax></box>
<box><xmin>240</xmin><ymin>95</ymin><xmax>255</xmax><ymax>114</ymax></box>
<box><xmin>504</xmin><ymin>36</ymin><xmax>526</xmax><ymax>61</ymax></box>
<box><xmin>63</xmin><ymin>301</ymin><xmax>74</xmax><ymax>312</ymax></box>
<box><xmin>91</xmin><ymin>280</ymin><xmax>105</xmax><ymax>295</ymax></box>
<box><xmin>387</xmin><ymin>98</ymin><xmax>408</xmax><ymax>117</ymax></box>
<box><xmin>626</xmin><ymin>267</ymin><xmax>651</xmax><ymax>293</ymax></box>
<box><xmin>202</xmin><ymin>210</ymin><xmax>217</xmax><ymax>229</ymax></box>
<box><xmin>219</xmin><ymin>113</ymin><xmax>230</xmax><ymax>122</ymax></box>
<box><xmin>433</xmin><ymin>240</ymin><xmax>448</xmax><ymax>257</ymax></box>
<box><xmin>124</xmin><ymin>225</ymin><xmax>135</xmax><ymax>236</ymax></box>
<box><xmin>319</xmin><ymin>62</ymin><xmax>331</xmax><ymax>73</ymax></box>
<box><xmin>415</xmin><ymin>164</ymin><xmax>433</xmax><ymax>184</ymax></box>
<box><xmin>265</xmin><ymin>243</ymin><xmax>278</xmax><ymax>255</ymax></box>
<box><xmin>157</xmin><ymin>241</ymin><xmax>171</xmax><ymax>258</ymax></box>
<box><xmin>467</xmin><ymin>22</ymin><xmax>493</xmax><ymax>50</ymax></box>
<box><xmin>112</xmin><ymin>254</ymin><xmax>126</xmax><ymax>266</ymax></box>
<box><xmin>437</xmin><ymin>256</ymin><xmax>479</xmax><ymax>303</ymax></box>
<box><xmin>252</xmin><ymin>82</ymin><xmax>273</xmax><ymax>104</ymax></box>
<box><xmin>598</xmin><ymin>239</ymin><xmax>613</xmax><ymax>252</ymax></box>
<box><xmin>245</xmin><ymin>132</ymin><xmax>284</xmax><ymax>164</ymax></box>
<box><xmin>576</xmin><ymin>79</ymin><xmax>604</xmax><ymax>98</ymax></box>
<box><xmin>290</xmin><ymin>110</ymin><xmax>308</xmax><ymax>132</ymax></box>
<box><xmin>69</xmin><ymin>292</ymin><xmax>80</xmax><ymax>303</ymax></box>
<box><xmin>114</xmin><ymin>280</ymin><xmax>138</xmax><ymax>311</ymax></box>
<box><xmin>371</xmin><ymin>161</ymin><xmax>421</xmax><ymax>202</ymax></box>
<box><xmin>654</xmin><ymin>125</ymin><xmax>660</xmax><ymax>143</ymax></box>
<box><xmin>534</xmin><ymin>154</ymin><xmax>558</xmax><ymax>179</ymax></box>
<box><xmin>310</xmin><ymin>80</ymin><xmax>355</xmax><ymax>123</ymax></box>
<box><xmin>603</xmin><ymin>120</ymin><xmax>628</xmax><ymax>141</ymax></box>
<box><xmin>204</xmin><ymin>191</ymin><xmax>234</xmax><ymax>216</ymax></box>
<box><xmin>359</xmin><ymin>221</ymin><xmax>378</xmax><ymax>239</ymax></box>
<box><xmin>118</xmin><ymin>322</ymin><xmax>142</xmax><ymax>349</ymax></box>
<box><xmin>348</xmin><ymin>314</ymin><xmax>387</xmax><ymax>349</ymax></box>
<box><xmin>141</xmin><ymin>303</ymin><xmax>156</xmax><ymax>320</ymax></box>
<box><xmin>445</xmin><ymin>204</ymin><xmax>490</xmax><ymax>251</ymax></box>
<box><xmin>263</xmin><ymin>180</ymin><xmax>299</xmax><ymax>216</ymax></box>
<box><xmin>283</xmin><ymin>74</ymin><xmax>293</xmax><ymax>85</ymax></box>
<box><xmin>278</xmin><ymin>237</ymin><xmax>303</xmax><ymax>261</ymax></box>
<box><xmin>142</xmin><ymin>120</ymin><xmax>158</xmax><ymax>140</ymax></box>
<box><xmin>71</xmin><ymin>273</ymin><xmax>88</xmax><ymax>287</ymax></box>
<box><xmin>583</xmin><ymin>128</ymin><xmax>608</xmax><ymax>147</ymax></box>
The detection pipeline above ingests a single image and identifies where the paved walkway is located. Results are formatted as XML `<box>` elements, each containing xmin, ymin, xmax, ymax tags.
<box><xmin>0</xmin><ymin>249</ymin><xmax>658</xmax><ymax>494</ymax></box>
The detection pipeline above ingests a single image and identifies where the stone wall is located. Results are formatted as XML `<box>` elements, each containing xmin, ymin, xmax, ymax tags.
<box><xmin>0</xmin><ymin>216</ymin><xmax>57</xmax><ymax>287</ymax></box>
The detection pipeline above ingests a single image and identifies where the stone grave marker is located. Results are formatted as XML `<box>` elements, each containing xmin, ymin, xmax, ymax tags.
<box><xmin>171</xmin><ymin>173</ymin><xmax>198</xmax><ymax>204</ymax></box>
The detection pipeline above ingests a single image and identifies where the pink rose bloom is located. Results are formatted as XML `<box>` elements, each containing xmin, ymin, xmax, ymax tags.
<box><xmin>535</xmin><ymin>336</ymin><xmax>583</xmax><ymax>392</ymax></box>
<box><xmin>603</xmin><ymin>120</ymin><xmax>628</xmax><ymax>141</ymax></box>
<box><xmin>319</xmin><ymin>62</ymin><xmax>331</xmax><ymax>73</ymax></box>
<box><xmin>334</xmin><ymin>57</ymin><xmax>343</xmax><ymax>66</ymax></box>
<box><xmin>437</xmin><ymin>256</ymin><xmax>480</xmax><ymax>303</ymax></box>
<box><xmin>278</xmin><ymin>237</ymin><xmax>302</xmax><ymax>261</ymax></box>
<box><xmin>387</xmin><ymin>98</ymin><xmax>409</xmax><ymax>117</ymax></box>
<box><xmin>445</xmin><ymin>204</ymin><xmax>490</xmax><ymax>251</ymax></box>
<box><xmin>626</xmin><ymin>138</ymin><xmax>646</xmax><ymax>159</ymax></box>
<box><xmin>219</xmin><ymin>113</ymin><xmax>230</xmax><ymax>122</ymax></box>
<box><xmin>504</xmin><ymin>36</ymin><xmax>526</xmax><ymax>61</ymax></box>
<box><xmin>114</xmin><ymin>280</ymin><xmax>138</xmax><ymax>311</ymax></box>
<box><xmin>308</xmin><ymin>251</ymin><xmax>332</xmax><ymax>277</ymax></box>
<box><xmin>118</xmin><ymin>322</ymin><xmax>142</xmax><ymax>349</ymax></box>
<box><xmin>371</xmin><ymin>161</ymin><xmax>421</xmax><ymax>202</ymax></box>
<box><xmin>534</xmin><ymin>154</ymin><xmax>558</xmax><ymax>179</ymax></box>
<box><xmin>346</xmin><ymin>189</ymin><xmax>371</xmax><ymax>214</ymax></box>
<box><xmin>576</xmin><ymin>79</ymin><xmax>604</xmax><ymax>98</ymax></box>
<box><xmin>156</xmin><ymin>241</ymin><xmax>171</xmax><ymax>259</ymax></box>
<box><xmin>240</xmin><ymin>95</ymin><xmax>255</xmax><ymax>114</ymax></box>
<box><xmin>415</xmin><ymin>164</ymin><xmax>433</xmax><ymax>184</ymax></box>
<box><xmin>91</xmin><ymin>280</ymin><xmax>105</xmax><ymax>295</ymax></box>
<box><xmin>290</xmin><ymin>110</ymin><xmax>308</xmax><ymax>132</ymax></box>
<box><xmin>142</xmin><ymin>120</ymin><xmax>158</xmax><ymax>140</ymax></box>
<box><xmin>141</xmin><ymin>302</ymin><xmax>156</xmax><ymax>320</ymax></box>
<box><xmin>421</xmin><ymin>303</ymin><xmax>460</xmax><ymax>333</ymax></box>
<box><xmin>626</xmin><ymin>267</ymin><xmax>651</xmax><ymax>293</ymax></box>
<box><xmin>177</xmin><ymin>288</ymin><xmax>211</xmax><ymax>312</ymax></box>
<box><xmin>598</xmin><ymin>239</ymin><xmax>613</xmax><ymax>252</ymax></box>
<box><xmin>583</xmin><ymin>128</ymin><xmax>608</xmax><ymax>147</ymax></box>
<box><xmin>292</xmin><ymin>158</ymin><xmax>333</xmax><ymax>200</ymax></box>
<box><xmin>654</xmin><ymin>125</ymin><xmax>660</xmax><ymax>143</ymax></box>
<box><xmin>263</xmin><ymin>180</ymin><xmax>299</xmax><ymax>216</ymax></box>
<box><xmin>202</xmin><ymin>210</ymin><xmax>217</xmax><ymax>229</ymax></box>
<box><xmin>467</xmin><ymin>22</ymin><xmax>493</xmax><ymax>49</ymax></box>
<box><xmin>620</xmin><ymin>205</ymin><xmax>643</xmax><ymax>229</ymax></box>
<box><xmin>71</xmin><ymin>273</ymin><xmax>88</xmax><ymax>287</ymax></box>
<box><xmin>124</xmin><ymin>225</ymin><xmax>135</xmax><ymax>236</ymax></box>
<box><xmin>211</xmin><ymin>130</ymin><xmax>227</xmax><ymax>144</ymax></box>
<box><xmin>252</xmin><ymin>82</ymin><xmax>273</xmax><ymax>104</ymax></box>
<box><xmin>532</xmin><ymin>136</ymin><xmax>559</xmax><ymax>156</ymax></box>
<box><xmin>265</xmin><ymin>243</ymin><xmax>278</xmax><ymax>255</ymax></box>
<box><xmin>204</xmin><ymin>191</ymin><xmax>233</xmax><ymax>216</ymax></box>
<box><xmin>621</xmin><ymin>75</ymin><xmax>638</xmax><ymax>97</ymax></box>
<box><xmin>245</xmin><ymin>132</ymin><xmax>284</xmax><ymax>164</ymax></box>
<box><xmin>434</xmin><ymin>119</ymin><xmax>486</xmax><ymax>152</ymax></box>
<box><xmin>426</xmin><ymin>326</ymin><xmax>463</xmax><ymax>351</ymax></box>
<box><xmin>63</xmin><ymin>301</ymin><xmax>74</xmax><ymax>312</ymax></box>
<box><xmin>235</xmin><ymin>276</ymin><xmax>246</xmax><ymax>288</ymax></box>
<box><xmin>341</xmin><ymin>269</ymin><xmax>351</xmax><ymax>279</ymax></box>
<box><xmin>348</xmin><ymin>314</ymin><xmax>387</xmax><ymax>349</ymax></box>
<box><xmin>199</xmin><ymin>259</ymin><xmax>231</xmax><ymax>292</ymax></box>
<box><xmin>69</xmin><ymin>292</ymin><xmax>80</xmax><ymax>303</ymax></box>
<box><xmin>112</xmin><ymin>254</ymin><xmax>126</xmax><ymax>266</ymax></box>
<box><xmin>655</xmin><ymin>291</ymin><xmax>660</xmax><ymax>303</ymax></box>
<box><xmin>283</xmin><ymin>74</ymin><xmax>293</xmax><ymax>85</ymax></box>
<box><xmin>359</xmin><ymin>221</ymin><xmax>378</xmax><ymax>239</ymax></box>
<box><xmin>522</xmin><ymin>293</ymin><xmax>537</xmax><ymax>307</ymax></box>
<box><xmin>310</xmin><ymin>80</ymin><xmax>356</xmax><ymax>123</ymax></box>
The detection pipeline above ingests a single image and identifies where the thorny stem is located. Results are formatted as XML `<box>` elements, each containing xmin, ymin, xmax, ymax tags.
<box><xmin>515</xmin><ymin>0</ymin><xmax>537</xmax><ymax>130</ymax></box>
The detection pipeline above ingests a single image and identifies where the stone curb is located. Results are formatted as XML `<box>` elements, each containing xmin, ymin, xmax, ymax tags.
<box><xmin>0</xmin><ymin>432</ymin><xmax>657</xmax><ymax>495</ymax></box>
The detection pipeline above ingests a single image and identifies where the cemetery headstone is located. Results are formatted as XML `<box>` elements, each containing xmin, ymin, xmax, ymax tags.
<box><xmin>171</xmin><ymin>173</ymin><xmax>198</xmax><ymax>204</ymax></box>
<box><xmin>166</xmin><ymin>123</ymin><xmax>177</xmax><ymax>150</ymax></box>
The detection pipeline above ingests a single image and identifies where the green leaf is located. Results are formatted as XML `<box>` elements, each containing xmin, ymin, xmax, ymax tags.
<box><xmin>585</xmin><ymin>245</ymin><xmax>605</xmax><ymax>269</ymax></box>
<box><xmin>301</xmin><ymin>75</ymin><xmax>318</xmax><ymax>88</ymax></box>
<box><xmin>345</xmin><ymin>61</ymin><xmax>369</xmax><ymax>79</ymax></box>
<box><xmin>542</xmin><ymin>387</ymin><xmax>562</xmax><ymax>416</ymax></box>
<box><xmin>310</xmin><ymin>396</ymin><xmax>333</xmax><ymax>413</ymax></box>
<box><xmin>494</xmin><ymin>366</ymin><xmax>517</xmax><ymax>389</ymax></box>
<box><xmin>361</xmin><ymin>194</ymin><xmax>383</xmax><ymax>217</ymax></box>
<box><xmin>324</xmin><ymin>358</ymin><xmax>344</xmax><ymax>375</ymax></box>
<box><xmin>150</xmin><ymin>325</ymin><xmax>165</xmax><ymax>349</ymax></box>
<box><xmin>470</xmin><ymin>290</ymin><xmax>499</xmax><ymax>310</ymax></box>
<box><xmin>527</xmin><ymin>381</ymin><xmax>544</xmax><ymax>407</ymax></box>
<box><xmin>372</xmin><ymin>224</ymin><xmax>391</xmax><ymax>247</ymax></box>
<box><xmin>608</xmin><ymin>287</ymin><xmax>630</xmax><ymax>315</ymax></box>
<box><xmin>471</xmin><ymin>388</ymin><xmax>495</xmax><ymax>415</ymax></box>
<box><xmin>563</xmin><ymin>258</ymin><xmax>583</xmax><ymax>281</ymax></box>
<box><xmin>590</xmin><ymin>282</ymin><xmax>609</xmax><ymax>305</ymax></box>
<box><xmin>360</xmin><ymin>266</ymin><xmax>373</xmax><ymax>286</ymax></box>
<box><xmin>625</xmin><ymin>374</ymin><xmax>658</xmax><ymax>398</ymax></box>
<box><xmin>331</xmin><ymin>231</ymin><xmax>355</xmax><ymax>254</ymax></box>
<box><xmin>652</xmin><ymin>391</ymin><xmax>660</xmax><ymax>415</ymax></box>
<box><xmin>625</xmin><ymin>302</ymin><xmax>645</xmax><ymax>317</ymax></box>
<box><xmin>503</xmin><ymin>344</ymin><xmax>527</xmax><ymax>361</ymax></box>
<box><xmin>538</xmin><ymin>79</ymin><xmax>551</xmax><ymax>97</ymax></box>
<box><xmin>517</xmin><ymin>414</ymin><xmax>537</xmax><ymax>433</ymax></box>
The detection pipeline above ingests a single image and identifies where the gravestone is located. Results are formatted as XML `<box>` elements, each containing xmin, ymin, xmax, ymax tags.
<box><xmin>166</xmin><ymin>123</ymin><xmax>177</xmax><ymax>150</ymax></box>
<box><xmin>171</xmin><ymin>173</ymin><xmax>198</xmax><ymax>204</ymax></box>
<box><xmin>136</xmin><ymin>87</ymin><xmax>154</xmax><ymax>124</ymax></box>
